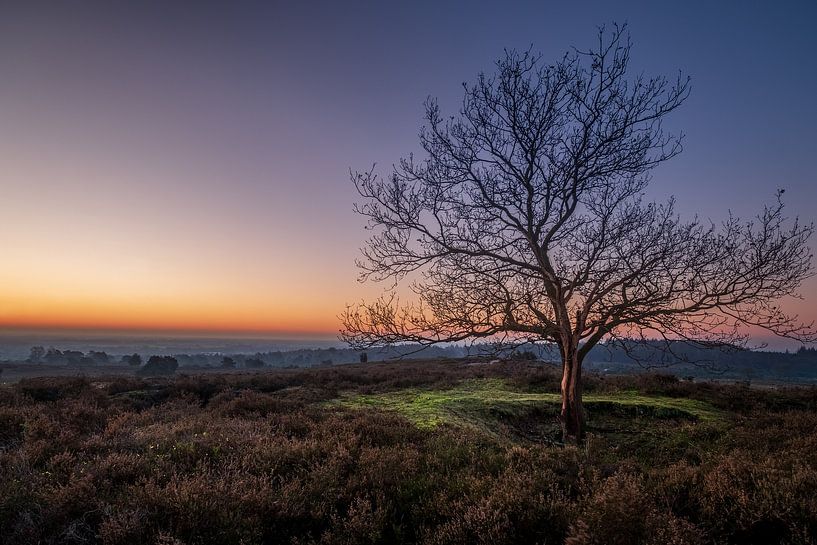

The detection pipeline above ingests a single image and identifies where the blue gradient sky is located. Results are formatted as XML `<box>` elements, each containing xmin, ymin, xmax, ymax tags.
<box><xmin>0</xmin><ymin>1</ymin><xmax>814</xmax><ymax>344</ymax></box>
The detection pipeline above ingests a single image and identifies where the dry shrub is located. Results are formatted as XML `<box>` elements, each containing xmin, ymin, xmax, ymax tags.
<box><xmin>105</xmin><ymin>377</ymin><xmax>149</xmax><ymax>396</ymax></box>
<box><xmin>166</xmin><ymin>375</ymin><xmax>228</xmax><ymax>405</ymax></box>
<box><xmin>0</xmin><ymin>407</ymin><xmax>25</xmax><ymax>450</ymax></box>
<box><xmin>97</xmin><ymin>508</ymin><xmax>150</xmax><ymax>545</ymax></box>
<box><xmin>155</xmin><ymin>532</ymin><xmax>188</xmax><ymax>545</ymax></box>
<box><xmin>698</xmin><ymin>453</ymin><xmax>817</xmax><ymax>544</ymax></box>
<box><xmin>210</xmin><ymin>388</ymin><xmax>301</xmax><ymax>418</ymax></box>
<box><xmin>319</xmin><ymin>495</ymin><xmax>389</xmax><ymax>545</ymax></box>
<box><xmin>723</xmin><ymin>410</ymin><xmax>817</xmax><ymax>459</ymax></box>
<box><xmin>566</xmin><ymin>473</ymin><xmax>703</xmax><ymax>545</ymax></box>
<box><xmin>88</xmin><ymin>451</ymin><xmax>152</xmax><ymax>490</ymax></box>
<box><xmin>16</xmin><ymin>376</ymin><xmax>97</xmax><ymax>402</ymax></box>
<box><xmin>129</xmin><ymin>469</ymin><xmax>271</xmax><ymax>545</ymax></box>
<box><xmin>649</xmin><ymin>461</ymin><xmax>701</xmax><ymax>517</ymax></box>
<box><xmin>424</xmin><ymin>466</ymin><xmax>572</xmax><ymax>545</ymax></box>
<box><xmin>419</xmin><ymin>445</ymin><xmax>583</xmax><ymax>545</ymax></box>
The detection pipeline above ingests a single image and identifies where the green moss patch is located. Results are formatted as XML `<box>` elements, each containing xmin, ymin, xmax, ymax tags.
<box><xmin>335</xmin><ymin>379</ymin><xmax>724</xmax><ymax>432</ymax></box>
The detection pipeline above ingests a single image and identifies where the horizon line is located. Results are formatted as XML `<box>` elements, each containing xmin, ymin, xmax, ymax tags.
<box><xmin>0</xmin><ymin>323</ymin><xmax>341</xmax><ymax>340</ymax></box>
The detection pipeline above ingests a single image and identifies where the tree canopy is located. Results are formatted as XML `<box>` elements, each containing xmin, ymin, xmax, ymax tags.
<box><xmin>342</xmin><ymin>25</ymin><xmax>814</xmax><ymax>440</ymax></box>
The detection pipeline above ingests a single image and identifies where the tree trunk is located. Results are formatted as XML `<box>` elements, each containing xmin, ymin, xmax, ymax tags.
<box><xmin>559</xmin><ymin>347</ymin><xmax>585</xmax><ymax>443</ymax></box>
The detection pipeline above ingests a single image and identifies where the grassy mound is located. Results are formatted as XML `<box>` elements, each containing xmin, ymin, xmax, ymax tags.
<box><xmin>336</xmin><ymin>378</ymin><xmax>724</xmax><ymax>435</ymax></box>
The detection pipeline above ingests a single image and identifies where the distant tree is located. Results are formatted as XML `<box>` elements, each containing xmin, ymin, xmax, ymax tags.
<box><xmin>341</xmin><ymin>25</ymin><xmax>815</xmax><ymax>442</ymax></box>
<box><xmin>44</xmin><ymin>348</ymin><xmax>64</xmax><ymax>364</ymax></box>
<box><xmin>88</xmin><ymin>351</ymin><xmax>109</xmax><ymax>364</ymax></box>
<box><xmin>514</xmin><ymin>350</ymin><xmax>538</xmax><ymax>361</ymax></box>
<box><xmin>122</xmin><ymin>353</ymin><xmax>142</xmax><ymax>366</ymax></box>
<box><xmin>175</xmin><ymin>354</ymin><xmax>194</xmax><ymax>367</ymax></box>
<box><xmin>62</xmin><ymin>350</ymin><xmax>85</xmax><ymax>366</ymax></box>
<box><xmin>137</xmin><ymin>356</ymin><xmax>178</xmax><ymax>376</ymax></box>
<box><xmin>359</xmin><ymin>352</ymin><xmax>368</xmax><ymax>364</ymax></box>
<box><xmin>266</xmin><ymin>351</ymin><xmax>284</xmax><ymax>364</ymax></box>
<box><xmin>796</xmin><ymin>346</ymin><xmax>816</xmax><ymax>356</ymax></box>
<box><xmin>221</xmin><ymin>356</ymin><xmax>236</xmax><ymax>369</ymax></box>
<box><xmin>193</xmin><ymin>354</ymin><xmax>209</xmax><ymax>366</ymax></box>
<box><xmin>27</xmin><ymin>346</ymin><xmax>45</xmax><ymax>364</ymax></box>
<box><xmin>245</xmin><ymin>357</ymin><xmax>265</xmax><ymax>369</ymax></box>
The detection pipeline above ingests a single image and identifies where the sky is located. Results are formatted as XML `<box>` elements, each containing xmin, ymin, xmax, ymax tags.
<box><xmin>0</xmin><ymin>1</ymin><xmax>815</xmax><ymax>345</ymax></box>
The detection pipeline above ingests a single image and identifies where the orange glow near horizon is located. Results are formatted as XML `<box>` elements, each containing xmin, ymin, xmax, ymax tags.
<box><xmin>0</xmin><ymin>305</ymin><xmax>340</xmax><ymax>336</ymax></box>
<box><xmin>0</xmin><ymin>211</ymin><xmax>365</xmax><ymax>336</ymax></box>
<box><xmin>0</xmin><ymin>134</ymin><xmax>377</xmax><ymax>337</ymax></box>
<box><xmin>2</xmin><ymin>271</ymin><xmax>814</xmax><ymax>341</ymax></box>
<box><xmin>0</xmin><ymin>259</ymin><xmax>352</xmax><ymax>336</ymax></box>
<box><xmin>0</xmin><ymin>296</ymin><xmax>343</xmax><ymax>337</ymax></box>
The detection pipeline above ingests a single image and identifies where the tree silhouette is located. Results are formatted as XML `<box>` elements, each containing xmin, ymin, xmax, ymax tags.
<box><xmin>221</xmin><ymin>356</ymin><xmax>236</xmax><ymax>369</ymax></box>
<box><xmin>123</xmin><ymin>353</ymin><xmax>142</xmax><ymax>366</ymax></box>
<box><xmin>27</xmin><ymin>346</ymin><xmax>45</xmax><ymax>364</ymax></box>
<box><xmin>137</xmin><ymin>356</ymin><xmax>178</xmax><ymax>376</ymax></box>
<box><xmin>341</xmin><ymin>26</ymin><xmax>815</xmax><ymax>442</ymax></box>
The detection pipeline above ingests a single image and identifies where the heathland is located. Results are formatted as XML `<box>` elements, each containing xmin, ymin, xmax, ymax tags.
<box><xmin>1</xmin><ymin>359</ymin><xmax>816</xmax><ymax>544</ymax></box>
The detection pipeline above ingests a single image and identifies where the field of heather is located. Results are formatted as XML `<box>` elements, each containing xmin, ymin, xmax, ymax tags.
<box><xmin>1</xmin><ymin>359</ymin><xmax>816</xmax><ymax>545</ymax></box>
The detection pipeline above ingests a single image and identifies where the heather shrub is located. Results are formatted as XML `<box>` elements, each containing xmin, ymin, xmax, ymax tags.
<box><xmin>0</xmin><ymin>407</ymin><xmax>25</xmax><ymax>450</ymax></box>
<box><xmin>131</xmin><ymin>469</ymin><xmax>271</xmax><ymax>545</ymax></box>
<box><xmin>16</xmin><ymin>376</ymin><xmax>97</xmax><ymax>402</ymax></box>
<box><xmin>105</xmin><ymin>377</ymin><xmax>149</xmax><ymax>395</ymax></box>
<box><xmin>0</xmin><ymin>362</ymin><xmax>816</xmax><ymax>544</ymax></box>
<box><xmin>167</xmin><ymin>374</ymin><xmax>227</xmax><ymax>404</ymax></box>
<box><xmin>566</xmin><ymin>472</ymin><xmax>704</xmax><ymax>545</ymax></box>
<box><xmin>210</xmin><ymin>388</ymin><xmax>302</xmax><ymax>417</ymax></box>
<box><xmin>423</xmin><ymin>456</ymin><xmax>574</xmax><ymax>545</ymax></box>
<box><xmin>20</xmin><ymin>397</ymin><xmax>107</xmax><ymax>465</ymax></box>
<box><xmin>697</xmin><ymin>453</ymin><xmax>817</xmax><ymax>544</ymax></box>
<box><xmin>0</xmin><ymin>385</ymin><xmax>25</xmax><ymax>407</ymax></box>
<box><xmin>319</xmin><ymin>495</ymin><xmax>390</xmax><ymax>545</ymax></box>
<box><xmin>97</xmin><ymin>508</ymin><xmax>151</xmax><ymax>545</ymax></box>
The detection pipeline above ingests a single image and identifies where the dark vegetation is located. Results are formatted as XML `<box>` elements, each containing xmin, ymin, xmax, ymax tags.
<box><xmin>123</xmin><ymin>354</ymin><xmax>142</xmax><ymax>367</ymax></box>
<box><xmin>136</xmin><ymin>356</ymin><xmax>179</xmax><ymax>377</ymax></box>
<box><xmin>1</xmin><ymin>359</ymin><xmax>816</xmax><ymax>544</ymax></box>
<box><xmin>12</xmin><ymin>342</ymin><xmax>817</xmax><ymax>384</ymax></box>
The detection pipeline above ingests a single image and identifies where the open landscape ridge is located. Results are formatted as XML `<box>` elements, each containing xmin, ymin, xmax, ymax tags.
<box><xmin>1</xmin><ymin>358</ymin><xmax>816</xmax><ymax>544</ymax></box>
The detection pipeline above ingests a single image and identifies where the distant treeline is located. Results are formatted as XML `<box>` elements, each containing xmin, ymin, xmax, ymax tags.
<box><xmin>18</xmin><ymin>344</ymin><xmax>477</xmax><ymax>368</ymax></box>
<box><xmin>583</xmin><ymin>341</ymin><xmax>817</xmax><ymax>382</ymax></box>
<box><xmin>13</xmin><ymin>341</ymin><xmax>817</xmax><ymax>381</ymax></box>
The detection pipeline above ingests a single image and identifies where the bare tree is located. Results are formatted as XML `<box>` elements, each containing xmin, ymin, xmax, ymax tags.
<box><xmin>341</xmin><ymin>25</ymin><xmax>814</xmax><ymax>442</ymax></box>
